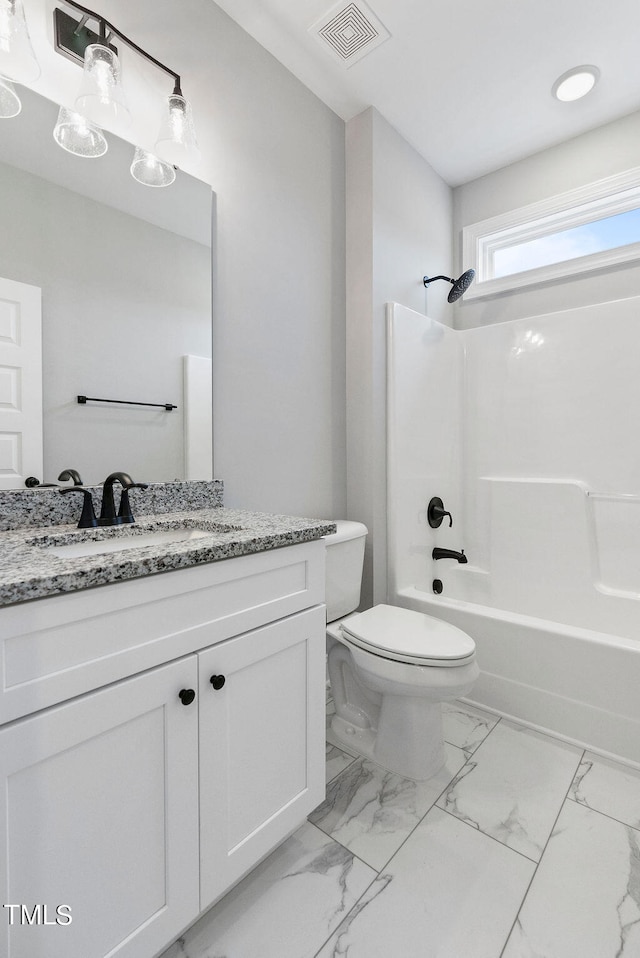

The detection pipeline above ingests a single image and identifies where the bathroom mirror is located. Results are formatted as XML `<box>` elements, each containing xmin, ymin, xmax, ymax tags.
<box><xmin>0</xmin><ymin>86</ymin><xmax>213</xmax><ymax>487</ymax></box>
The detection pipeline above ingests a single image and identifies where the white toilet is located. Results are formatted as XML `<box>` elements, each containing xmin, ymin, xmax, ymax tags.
<box><xmin>325</xmin><ymin>521</ymin><xmax>479</xmax><ymax>781</ymax></box>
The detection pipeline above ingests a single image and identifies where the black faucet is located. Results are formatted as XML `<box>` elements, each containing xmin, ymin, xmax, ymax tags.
<box><xmin>58</xmin><ymin>468</ymin><xmax>83</xmax><ymax>486</ymax></box>
<box><xmin>60</xmin><ymin>487</ymin><xmax>98</xmax><ymax>528</ymax></box>
<box><xmin>99</xmin><ymin>472</ymin><xmax>148</xmax><ymax>526</ymax></box>
<box><xmin>432</xmin><ymin>547</ymin><xmax>468</xmax><ymax>564</ymax></box>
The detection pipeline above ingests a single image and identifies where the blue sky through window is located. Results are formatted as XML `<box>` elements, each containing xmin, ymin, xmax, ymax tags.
<box><xmin>493</xmin><ymin>208</ymin><xmax>640</xmax><ymax>278</ymax></box>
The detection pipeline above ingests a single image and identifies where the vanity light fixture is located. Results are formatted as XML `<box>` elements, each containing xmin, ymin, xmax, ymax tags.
<box><xmin>54</xmin><ymin>1</ymin><xmax>200</xmax><ymax>162</ymax></box>
<box><xmin>552</xmin><ymin>65</ymin><xmax>600</xmax><ymax>102</ymax></box>
<box><xmin>19</xmin><ymin>0</ymin><xmax>201</xmax><ymax>185</ymax></box>
<box><xmin>0</xmin><ymin>0</ymin><xmax>40</xmax><ymax>84</ymax></box>
<box><xmin>0</xmin><ymin>0</ymin><xmax>198</xmax><ymax>185</ymax></box>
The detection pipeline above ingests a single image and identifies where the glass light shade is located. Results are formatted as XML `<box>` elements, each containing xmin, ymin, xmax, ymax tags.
<box><xmin>0</xmin><ymin>0</ymin><xmax>40</xmax><ymax>83</ymax></box>
<box><xmin>130</xmin><ymin>148</ymin><xmax>176</xmax><ymax>188</ymax></box>
<box><xmin>75</xmin><ymin>43</ymin><xmax>130</xmax><ymax>127</ymax></box>
<box><xmin>0</xmin><ymin>74</ymin><xmax>20</xmax><ymax>117</ymax></box>
<box><xmin>154</xmin><ymin>93</ymin><xmax>200</xmax><ymax>166</ymax></box>
<box><xmin>53</xmin><ymin>107</ymin><xmax>108</xmax><ymax>158</ymax></box>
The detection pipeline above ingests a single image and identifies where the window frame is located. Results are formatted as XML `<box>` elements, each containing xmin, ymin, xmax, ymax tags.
<box><xmin>461</xmin><ymin>167</ymin><xmax>640</xmax><ymax>300</ymax></box>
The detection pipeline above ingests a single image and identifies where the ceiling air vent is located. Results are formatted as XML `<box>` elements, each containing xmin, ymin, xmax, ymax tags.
<box><xmin>310</xmin><ymin>1</ymin><xmax>390</xmax><ymax>67</ymax></box>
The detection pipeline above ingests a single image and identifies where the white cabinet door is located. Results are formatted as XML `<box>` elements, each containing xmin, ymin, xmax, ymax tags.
<box><xmin>199</xmin><ymin>605</ymin><xmax>326</xmax><ymax>910</ymax></box>
<box><xmin>0</xmin><ymin>657</ymin><xmax>200</xmax><ymax>958</ymax></box>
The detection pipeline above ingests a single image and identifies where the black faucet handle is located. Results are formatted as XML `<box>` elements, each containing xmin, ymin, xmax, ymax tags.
<box><xmin>117</xmin><ymin>482</ymin><xmax>149</xmax><ymax>524</ymax></box>
<box><xmin>427</xmin><ymin>497</ymin><xmax>453</xmax><ymax>528</ymax></box>
<box><xmin>25</xmin><ymin>477</ymin><xmax>59</xmax><ymax>487</ymax></box>
<box><xmin>60</xmin><ymin>486</ymin><xmax>98</xmax><ymax>528</ymax></box>
<box><xmin>58</xmin><ymin>468</ymin><xmax>83</xmax><ymax>486</ymax></box>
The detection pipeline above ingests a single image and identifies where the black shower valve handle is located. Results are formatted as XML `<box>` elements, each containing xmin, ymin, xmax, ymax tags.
<box><xmin>427</xmin><ymin>497</ymin><xmax>453</xmax><ymax>529</ymax></box>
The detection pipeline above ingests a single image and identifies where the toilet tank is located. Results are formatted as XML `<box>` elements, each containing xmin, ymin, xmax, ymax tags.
<box><xmin>323</xmin><ymin>520</ymin><xmax>368</xmax><ymax>622</ymax></box>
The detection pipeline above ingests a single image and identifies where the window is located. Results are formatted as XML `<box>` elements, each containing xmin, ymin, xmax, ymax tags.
<box><xmin>462</xmin><ymin>168</ymin><xmax>640</xmax><ymax>299</ymax></box>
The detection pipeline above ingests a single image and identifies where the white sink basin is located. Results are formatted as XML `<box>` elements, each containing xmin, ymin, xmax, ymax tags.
<box><xmin>46</xmin><ymin>528</ymin><xmax>213</xmax><ymax>559</ymax></box>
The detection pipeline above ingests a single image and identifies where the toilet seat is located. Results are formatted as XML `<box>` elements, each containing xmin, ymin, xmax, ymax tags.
<box><xmin>339</xmin><ymin>604</ymin><xmax>475</xmax><ymax>667</ymax></box>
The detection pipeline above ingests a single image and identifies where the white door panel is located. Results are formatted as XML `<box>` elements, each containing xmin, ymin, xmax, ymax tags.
<box><xmin>0</xmin><ymin>276</ymin><xmax>42</xmax><ymax>488</ymax></box>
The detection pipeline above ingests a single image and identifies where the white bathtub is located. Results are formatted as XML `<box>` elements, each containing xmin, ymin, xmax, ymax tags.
<box><xmin>395</xmin><ymin>584</ymin><xmax>640</xmax><ymax>767</ymax></box>
<box><xmin>386</xmin><ymin>300</ymin><xmax>640</xmax><ymax>768</ymax></box>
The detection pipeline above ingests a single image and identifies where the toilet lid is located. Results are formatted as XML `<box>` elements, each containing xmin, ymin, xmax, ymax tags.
<box><xmin>340</xmin><ymin>604</ymin><xmax>476</xmax><ymax>667</ymax></box>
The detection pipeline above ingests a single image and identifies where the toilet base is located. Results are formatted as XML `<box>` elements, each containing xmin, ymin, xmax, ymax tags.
<box><xmin>330</xmin><ymin>697</ymin><xmax>446</xmax><ymax>782</ymax></box>
<box><xmin>330</xmin><ymin>713</ymin><xmax>377</xmax><ymax>765</ymax></box>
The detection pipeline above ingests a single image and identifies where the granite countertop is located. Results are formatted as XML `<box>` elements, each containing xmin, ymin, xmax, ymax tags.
<box><xmin>0</xmin><ymin>508</ymin><xmax>336</xmax><ymax>607</ymax></box>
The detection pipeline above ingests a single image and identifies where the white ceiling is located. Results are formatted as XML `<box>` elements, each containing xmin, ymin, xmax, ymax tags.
<box><xmin>213</xmin><ymin>0</ymin><xmax>640</xmax><ymax>186</ymax></box>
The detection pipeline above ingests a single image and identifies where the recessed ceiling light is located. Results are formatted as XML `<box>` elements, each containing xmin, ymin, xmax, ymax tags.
<box><xmin>552</xmin><ymin>65</ymin><xmax>600</xmax><ymax>102</ymax></box>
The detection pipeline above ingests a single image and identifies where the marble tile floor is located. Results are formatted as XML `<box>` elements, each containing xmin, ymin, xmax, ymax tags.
<box><xmin>160</xmin><ymin>698</ymin><xmax>640</xmax><ymax>958</ymax></box>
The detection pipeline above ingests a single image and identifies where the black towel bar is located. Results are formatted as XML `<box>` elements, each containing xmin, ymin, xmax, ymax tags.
<box><xmin>77</xmin><ymin>395</ymin><xmax>177</xmax><ymax>411</ymax></box>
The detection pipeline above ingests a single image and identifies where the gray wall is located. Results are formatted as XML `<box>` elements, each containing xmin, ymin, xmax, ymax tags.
<box><xmin>453</xmin><ymin>109</ymin><xmax>640</xmax><ymax>330</ymax></box>
<box><xmin>346</xmin><ymin>109</ymin><xmax>453</xmax><ymax>606</ymax></box>
<box><xmin>162</xmin><ymin>0</ymin><xmax>347</xmax><ymax>520</ymax></box>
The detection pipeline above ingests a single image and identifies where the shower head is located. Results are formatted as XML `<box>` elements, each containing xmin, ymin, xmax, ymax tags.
<box><xmin>423</xmin><ymin>269</ymin><xmax>475</xmax><ymax>302</ymax></box>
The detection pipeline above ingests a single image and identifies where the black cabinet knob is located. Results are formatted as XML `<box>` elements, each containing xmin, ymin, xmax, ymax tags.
<box><xmin>210</xmin><ymin>674</ymin><xmax>226</xmax><ymax>690</ymax></box>
<box><xmin>179</xmin><ymin>688</ymin><xmax>196</xmax><ymax>706</ymax></box>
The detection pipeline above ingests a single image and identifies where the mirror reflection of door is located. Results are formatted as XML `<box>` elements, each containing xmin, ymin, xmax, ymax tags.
<box><xmin>0</xmin><ymin>276</ymin><xmax>42</xmax><ymax>489</ymax></box>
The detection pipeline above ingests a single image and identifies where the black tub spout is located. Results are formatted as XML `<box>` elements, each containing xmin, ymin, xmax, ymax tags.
<box><xmin>432</xmin><ymin>547</ymin><xmax>467</xmax><ymax>564</ymax></box>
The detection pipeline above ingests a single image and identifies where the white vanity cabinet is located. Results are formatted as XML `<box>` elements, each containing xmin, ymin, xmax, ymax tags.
<box><xmin>0</xmin><ymin>541</ymin><xmax>327</xmax><ymax>958</ymax></box>
<box><xmin>0</xmin><ymin>656</ymin><xmax>201</xmax><ymax>958</ymax></box>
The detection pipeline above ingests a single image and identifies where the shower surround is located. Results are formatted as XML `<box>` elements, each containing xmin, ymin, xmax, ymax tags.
<box><xmin>386</xmin><ymin>298</ymin><xmax>640</xmax><ymax>765</ymax></box>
